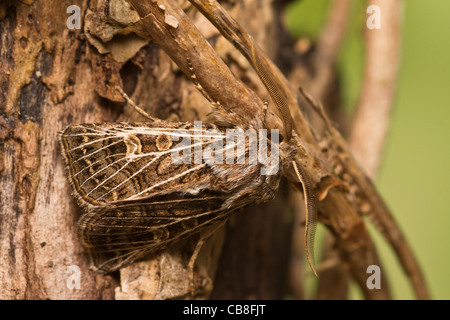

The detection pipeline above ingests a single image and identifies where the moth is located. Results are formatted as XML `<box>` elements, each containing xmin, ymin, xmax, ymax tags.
<box><xmin>60</xmin><ymin>118</ymin><xmax>289</xmax><ymax>266</ymax></box>
<box><xmin>59</xmin><ymin>22</ymin><xmax>318</xmax><ymax>277</ymax></box>
<box><xmin>60</xmin><ymin>95</ymin><xmax>317</xmax><ymax>279</ymax></box>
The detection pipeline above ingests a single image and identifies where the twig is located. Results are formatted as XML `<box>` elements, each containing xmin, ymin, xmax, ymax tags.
<box><xmin>350</xmin><ymin>0</ymin><xmax>402</xmax><ymax>179</ymax></box>
<box><xmin>298</xmin><ymin>83</ymin><xmax>429</xmax><ymax>299</ymax></box>
<box><xmin>350</xmin><ymin>0</ymin><xmax>430</xmax><ymax>300</ymax></box>
<box><xmin>310</xmin><ymin>0</ymin><xmax>352</xmax><ymax>101</ymax></box>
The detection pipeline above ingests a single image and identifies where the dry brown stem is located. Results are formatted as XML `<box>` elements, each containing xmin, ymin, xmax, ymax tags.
<box><xmin>350</xmin><ymin>0</ymin><xmax>402</xmax><ymax>179</ymax></box>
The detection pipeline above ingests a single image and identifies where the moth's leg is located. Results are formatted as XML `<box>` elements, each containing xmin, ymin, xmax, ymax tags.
<box><xmin>187</xmin><ymin>57</ymin><xmax>252</xmax><ymax>127</ymax></box>
<box><xmin>187</xmin><ymin>237</ymin><xmax>206</xmax><ymax>276</ymax></box>
<box><xmin>186</xmin><ymin>222</ymin><xmax>226</xmax><ymax>295</ymax></box>
<box><xmin>186</xmin><ymin>57</ymin><xmax>221</xmax><ymax>109</ymax></box>
<box><xmin>115</xmin><ymin>86</ymin><xmax>160</xmax><ymax>122</ymax></box>
<box><xmin>186</xmin><ymin>235</ymin><xmax>207</xmax><ymax>296</ymax></box>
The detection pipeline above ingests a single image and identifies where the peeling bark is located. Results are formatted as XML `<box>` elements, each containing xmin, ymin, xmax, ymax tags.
<box><xmin>0</xmin><ymin>0</ymin><xmax>117</xmax><ymax>299</ymax></box>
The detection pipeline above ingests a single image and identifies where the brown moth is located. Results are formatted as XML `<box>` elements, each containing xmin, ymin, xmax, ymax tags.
<box><xmin>60</xmin><ymin>118</ymin><xmax>299</xmax><ymax>272</ymax></box>
<box><xmin>59</xmin><ymin>9</ymin><xmax>318</xmax><ymax>275</ymax></box>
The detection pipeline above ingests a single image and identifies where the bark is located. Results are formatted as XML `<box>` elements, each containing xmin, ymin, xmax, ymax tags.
<box><xmin>0</xmin><ymin>0</ymin><xmax>117</xmax><ymax>299</ymax></box>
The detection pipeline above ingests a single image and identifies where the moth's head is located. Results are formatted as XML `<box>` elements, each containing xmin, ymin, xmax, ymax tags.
<box><xmin>279</xmin><ymin>138</ymin><xmax>298</xmax><ymax>172</ymax></box>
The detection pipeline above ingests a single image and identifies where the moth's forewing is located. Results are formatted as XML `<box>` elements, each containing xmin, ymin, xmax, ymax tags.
<box><xmin>59</xmin><ymin>123</ymin><xmax>213</xmax><ymax>208</ymax></box>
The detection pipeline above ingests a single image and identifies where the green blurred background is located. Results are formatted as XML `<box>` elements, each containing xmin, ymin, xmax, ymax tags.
<box><xmin>286</xmin><ymin>0</ymin><xmax>450</xmax><ymax>299</ymax></box>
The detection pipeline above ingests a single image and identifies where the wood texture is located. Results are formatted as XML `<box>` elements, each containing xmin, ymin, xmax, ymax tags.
<box><xmin>0</xmin><ymin>0</ymin><xmax>117</xmax><ymax>299</ymax></box>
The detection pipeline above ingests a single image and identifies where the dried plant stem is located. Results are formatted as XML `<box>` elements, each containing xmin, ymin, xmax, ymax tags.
<box><xmin>349</xmin><ymin>0</ymin><xmax>430</xmax><ymax>300</ymax></box>
<box><xmin>310</xmin><ymin>0</ymin><xmax>352</xmax><ymax>101</ymax></box>
<box><xmin>350</xmin><ymin>0</ymin><xmax>402</xmax><ymax>179</ymax></box>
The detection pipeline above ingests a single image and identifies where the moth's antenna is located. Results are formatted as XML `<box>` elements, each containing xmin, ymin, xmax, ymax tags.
<box><xmin>292</xmin><ymin>160</ymin><xmax>318</xmax><ymax>277</ymax></box>
<box><xmin>186</xmin><ymin>57</ymin><xmax>213</xmax><ymax>104</ymax></box>
<box><xmin>116</xmin><ymin>86</ymin><xmax>159</xmax><ymax>122</ymax></box>
<box><xmin>250</xmin><ymin>39</ymin><xmax>293</xmax><ymax>141</ymax></box>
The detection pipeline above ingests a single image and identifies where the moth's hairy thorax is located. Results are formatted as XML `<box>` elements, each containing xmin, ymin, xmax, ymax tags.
<box><xmin>207</xmin><ymin>104</ymin><xmax>298</xmax><ymax>208</ymax></box>
<box><xmin>209</xmin><ymin>139</ymin><xmax>297</xmax><ymax>209</ymax></box>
